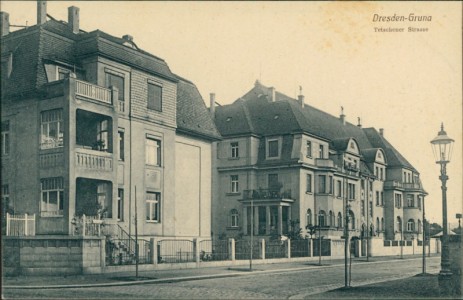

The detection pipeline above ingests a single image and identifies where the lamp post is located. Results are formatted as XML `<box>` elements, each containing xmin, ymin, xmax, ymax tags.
<box><xmin>398</xmin><ymin>218</ymin><xmax>403</xmax><ymax>259</ymax></box>
<box><xmin>430</xmin><ymin>123</ymin><xmax>454</xmax><ymax>290</ymax></box>
<box><xmin>422</xmin><ymin>195</ymin><xmax>427</xmax><ymax>274</ymax></box>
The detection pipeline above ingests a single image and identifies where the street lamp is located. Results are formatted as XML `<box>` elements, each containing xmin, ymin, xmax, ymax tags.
<box><xmin>430</xmin><ymin>123</ymin><xmax>454</xmax><ymax>289</ymax></box>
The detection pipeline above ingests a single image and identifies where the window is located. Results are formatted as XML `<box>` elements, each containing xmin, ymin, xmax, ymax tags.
<box><xmin>105</xmin><ymin>72</ymin><xmax>124</xmax><ymax>102</ymax></box>
<box><xmin>318</xmin><ymin>210</ymin><xmax>326</xmax><ymax>227</ymax></box>
<box><xmin>376</xmin><ymin>191</ymin><xmax>380</xmax><ymax>205</ymax></box>
<box><xmin>381</xmin><ymin>192</ymin><xmax>384</xmax><ymax>206</ymax></box>
<box><xmin>1</xmin><ymin>121</ymin><xmax>9</xmax><ymax>155</ymax></box>
<box><xmin>230</xmin><ymin>175</ymin><xmax>239</xmax><ymax>193</ymax></box>
<box><xmin>230</xmin><ymin>142</ymin><xmax>239</xmax><ymax>158</ymax></box>
<box><xmin>361</xmin><ymin>200</ymin><xmax>365</xmax><ymax>216</ymax></box>
<box><xmin>328</xmin><ymin>211</ymin><xmax>334</xmax><ymax>227</ymax></box>
<box><xmin>361</xmin><ymin>180</ymin><xmax>365</xmax><ymax>190</ymax></box>
<box><xmin>395</xmin><ymin>194</ymin><xmax>402</xmax><ymax>208</ymax></box>
<box><xmin>306</xmin><ymin>174</ymin><xmax>312</xmax><ymax>193</ymax></box>
<box><xmin>306</xmin><ymin>141</ymin><xmax>312</xmax><ymax>157</ymax></box>
<box><xmin>369</xmin><ymin>201</ymin><xmax>373</xmax><ymax>217</ymax></box>
<box><xmin>58</xmin><ymin>68</ymin><xmax>70</xmax><ymax>80</ymax></box>
<box><xmin>41</xmin><ymin>177</ymin><xmax>64</xmax><ymax>217</ymax></box>
<box><xmin>348</xmin><ymin>183</ymin><xmax>356</xmax><ymax>200</ymax></box>
<box><xmin>407</xmin><ymin>195</ymin><xmax>415</xmax><ymax>207</ymax></box>
<box><xmin>337</xmin><ymin>212</ymin><xmax>342</xmax><ymax>228</ymax></box>
<box><xmin>267</xmin><ymin>139</ymin><xmax>279</xmax><ymax>158</ymax></box>
<box><xmin>418</xmin><ymin>219</ymin><xmax>422</xmax><ymax>234</ymax></box>
<box><xmin>381</xmin><ymin>218</ymin><xmax>385</xmax><ymax>232</ymax></box>
<box><xmin>40</xmin><ymin>109</ymin><xmax>64</xmax><ymax>149</ymax></box>
<box><xmin>306</xmin><ymin>209</ymin><xmax>312</xmax><ymax>226</ymax></box>
<box><xmin>147</xmin><ymin>82</ymin><xmax>162</xmax><ymax>111</ymax></box>
<box><xmin>418</xmin><ymin>196</ymin><xmax>422</xmax><ymax>209</ymax></box>
<box><xmin>268</xmin><ymin>174</ymin><xmax>279</xmax><ymax>190</ymax></box>
<box><xmin>376</xmin><ymin>218</ymin><xmax>380</xmax><ymax>234</ymax></box>
<box><xmin>407</xmin><ymin>219</ymin><xmax>415</xmax><ymax>232</ymax></box>
<box><xmin>96</xmin><ymin>120</ymin><xmax>109</xmax><ymax>151</ymax></box>
<box><xmin>117</xmin><ymin>189</ymin><xmax>124</xmax><ymax>221</ymax></box>
<box><xmin>146</xmin><ymin>192</ymin><xmax>161</xmax><ymax>222</ymax></box>
<box><xmin>337</xmin><ymin>180</ymin><xmax>342</xmax><ymax>197</ymax></box>
<box><xmin>328</xmin><ymin>176</ymin><xmax>333</xmax><ymax>194</ymax></box>
<box><xmin>230</xmin><ymin>209</ymin><xmax>239</xmax><ymax>227</ymax></box>
<box><xmin>348</xmin><ymin>211</ymin><xmax>355</xmax><ymax>229</ymax></box>
<box><xmin>403</xmin><ymin>172</ymin><xmax>407</xmax><ymax>182</ymax></box>
<box><xmin>319</xmin><ymin>144</ymin><xmax>324</xmax><ymax>159</ymax></box>
<box><xmin>375</xmin><ymin>167</ymin><xmax>379</xmax><ymax>177</ymax></box>
<box><xmin>1</xmin><ymin>184</ymin><xmax>10</xmax><ymax>215</ymax></box>
<box><xmin>318</xmin><ymin>175</ymin><xmax>326</xmax><ymax>193</ymax></box>
<box><xmin>380</xmin><ymin>168</ymin><xmax>384</xmax><ymax>181</ymax></box>
<box><xmin>118</xmin><ymin>130</ymin><xmax>124</xmax><ymax>161</ymax></box>
<box><xmin>146</xmin><ymin>137</ymin><xmax>161</xmax><ymax>166</ymax></box>
<box><xmin>397</xmin><ymin>216</ymin><xmax>402</xmax><ymax>232</ymax></box>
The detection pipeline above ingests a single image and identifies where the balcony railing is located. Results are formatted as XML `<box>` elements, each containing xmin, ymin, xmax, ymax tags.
<box><xmin>315</xmin><ymin>159</ymin><xmax>335</xmax><ymax>168</ymax></box>
<box><xmin>75</xmin><ymin>148</ymin><xmax>113</xmax><ymax>172</ymax></box>
<box><xmin>75</xmin><ymin>80</ymin><xmax>112</xmax><ymax>105</ymax></box>
<box><xmin>403</xmin><ymin>182</ymin><xmax>422</xmax><ymax>190</ymax></box>
<box><xmin>243</xmin><ymin>189</ymin><xmax>293</xmax><ymax>200</ymax></box>
<box><xmin>384</xmin><ymin>180</ymin><xmax>403</xmax><ymax>189</ymax></box>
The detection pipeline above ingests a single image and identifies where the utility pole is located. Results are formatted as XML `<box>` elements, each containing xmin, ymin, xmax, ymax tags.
<box><xmin>135</xmin><ymin>186</ymin><xmax>139</xmax><ymax>278</ymax></box>
<box><xmin>249</xmin><ymin>198</ymin><xmax>253</xmax><ymax>271</ymax></box>
<box><xmin>422</xmin><ymin>195</ymin><xmax>426</xmax><ymax>274</ymax></box>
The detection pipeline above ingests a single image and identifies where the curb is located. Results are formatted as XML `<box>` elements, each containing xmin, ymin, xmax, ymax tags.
<box><xmin>3</xmin><ymin>256</ymin><xmax>434</xmax><ymax>290</ymax></box>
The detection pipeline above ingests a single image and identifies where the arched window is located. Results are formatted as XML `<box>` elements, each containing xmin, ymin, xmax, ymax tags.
<box><xmin>337</xmin><ymin>212</ymin><xmax>342</xmax><ymax>228</ymax></box>
<box><xmin>376</xmin><ymin>217</ymin><xmax>380</xmax><ymax>233</ymax></box>
<box><xmin>349</xmin><ymin>210</ymin><xmax>355</xmax><ymax>230</ymax></box>
<box><xmin>381</xmin><ymin>218</ymin><xmax>385</xmax><ymax>232</ymax></box>
<box><xmin>318</xmin><ymin>210</ymin><xmax>326</xmax><ymax>227</ymax></box>
<box><xmin>397</xmin><ymin>216</ymin><xmax>402</xmax><ymax>232</ymax></box>
<box><xmin>370</xmin><ymin>224</ymin><xmax>374</xmax><ymax>236</ymax></box>
<box><xmin>417</xmin><ymin>219</ymin><xmax>422</xmax><ymax>234</ymax></box>
<box><xmin>230</xmin><ymin>209</ymin><xmax>239</xmax><ymax>228</ymax></box>
<box><xmin>407</xmin><ymin>219</ymin><xmax>415</xmax><ymax>232</ymax></box>
<box><xmin>306</xmin><ymin>209</ymin><xmax>312</xmax><ymax>227</ymax></box>
<box><xmin>328</xmin><ymin>211</ymin><xmax>334</xmax><ymax>227</ymax></box>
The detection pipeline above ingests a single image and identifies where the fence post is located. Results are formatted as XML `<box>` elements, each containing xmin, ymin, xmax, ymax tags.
<box><xmin>6</xmin><ymin>212</ymin><xmax>10</xmax><ymax>236</ymax></box>
<box><xmin>260</xmin><ymin>239</ymin><xmax>266</xmax><ymax>259</ymax></box>
<box><xmin>100</xmin><ymin>237</ymin><xmax>106</xmax><ymax>269</ymax></box>
<box><xmin>194</xmin><ymin>238</ymin><xmax>200</xmax><ymax>265</ymax></box>
<box><xmin>82</xmin><ymin>214</ymin><xmax>86</xmax><ymax>237</ymax></box>
<box><xmin>286</xmin><ymin>239</ymin><xmax>291</xmax><ymax>259</ymax></box>
<box><xmin>308</xmin><ymin>239</ymin><xmax>312</xmax><ymax>257</ymax></box>
<box><xmin>32</xmin><ymin>214</ymin><xmax>36</xmax><ymax>236</ymax></box>
<box><xmin>150</xmin><ymin>238</ymin><xmax>157</xmax><ymax>266</ymax></box>
<box><xmin>229</xmin><ymin>238</ymin><xmax>235</xmax><ymax>261</ymax></box>
<box><xmin>24</xmin><ymin>213</ymin><xmax>28</xmax><ymax>236</ymax></box>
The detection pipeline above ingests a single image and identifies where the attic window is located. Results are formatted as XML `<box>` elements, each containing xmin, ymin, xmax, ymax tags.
<box><xmin>350</xmin><ymin>142</ymin><xmax>355</xmax><ymax>149</ymax></box>
<box><xmin>274</xmin><ymin>115</ymin><xmax>279</xmax><ymax>120</ymax></box>
<box><xmin>226</xmin><ymin>117</ymin><xmax>232</xmax><ymax>122</ymax></box>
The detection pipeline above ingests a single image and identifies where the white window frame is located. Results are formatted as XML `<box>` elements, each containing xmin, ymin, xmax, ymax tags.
<box><xmin>230</xmin><ymin>175</ymin><xmax>239</xmax><ymax>193</ymax></box>
<box><xmin>146</xmin><ymin>136</ymin><xmax>161</xmax><ymax>166</ymax></box>
<box><xmin>306</xmin><ymin>140</ymin><xmax>312</xmax><ymax>158</ymax></box>
<box><xmin>306</xmin><ymin>174</ymin><xmax>312</xmax><ymax>193</ymax></box>
<box><xmin>407</xmin><ymin>219</ymin><xmax>415</xmax><ymax>232</ymax></box>
<box><xmin>40</xmin><ymin>109</ymin><xmax>64</xmax><ymax>150</ymax></box>
<box><xmin>146</xmin><ymin>192</ymin><xmax>161</xmax><ymax>222</ymax></box>
<box><xmin>319</xmin><ymin>144</ymin><xmax>325</xmax><ymax>159</ymax></box>
<box><xmin>266</xmin><ymin>138</ymin><xmax>281</xmax><ymax>159</ymax></box>
<box><xmin>40</xmin><ymin>177</ymin><xmax>64</xmax><ymax>217</ymax></box>
<box><xmin>230</xmin><ymin>209</ymin><xmax>239</xmax><ymax>227</ymax></box>
<box><xmin>230</xmin><ymin>142</ymin><xmax>239</xmax><ymax>158</ymax></box>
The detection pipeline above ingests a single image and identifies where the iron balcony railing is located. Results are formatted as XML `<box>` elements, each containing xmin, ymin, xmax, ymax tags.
<box><xmin>242</xmin><ymin>188</ymin><xmax>293</xmax><ymax>200</ymax></box>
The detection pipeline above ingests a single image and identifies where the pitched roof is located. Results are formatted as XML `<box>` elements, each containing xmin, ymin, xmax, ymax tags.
<box><xmin>175</xmin><ymin>75</ymin><xmax>221</xmax><ymax>141</ymax></box>
<box><xmin>215</xmin><ymin>81</ymin><xmax>418</xmax><ymax>171</ymax></box>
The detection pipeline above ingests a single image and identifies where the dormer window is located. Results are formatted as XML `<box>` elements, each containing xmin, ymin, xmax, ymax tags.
<box><xmin>319</xmin><ymin>144</ymin><xmax>325</xmax><ymax>159</ymax></box>
<box><xmin>306</xmin><ymin>141</ymin><xmax>312</xmax><ymax>157</ymax></box>
<box><xmin>230</xmin><ymin>142</ymin><xmax>239</xmax><ymax>158</ymax></box>
<box><xmin>267</xmin><ymin>138</ymin><xmax>280</xmax><ymax>159</ymax></box>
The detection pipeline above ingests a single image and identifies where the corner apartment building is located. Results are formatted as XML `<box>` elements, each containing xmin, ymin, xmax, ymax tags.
<box><xmin>0</xmin><ymin>3</ymin><xmax>220</xmax><ymax>240</ymax></box>
<box><xmin>211</xmin><ymin>80</ymin><xmax>427</xmax><ymax>246</ymax></box>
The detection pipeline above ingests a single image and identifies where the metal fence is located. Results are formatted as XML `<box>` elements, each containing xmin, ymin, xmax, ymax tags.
<box><xmin>106</xmin><ymin>238</ymin><xmax>151</xmax><ymax>265</ymax></box>
<box><xmin>265</xmin><ymin>240</ymin><xmax>286</xmax><ymax>259</ymax></box>
<box><xmin>291</xmin><ymin>239</ymin><xmax>310</xmax><ymax>257</ymax></box>
<box><xmin>157</xmin><ymin>239</ymin><xmax>195</xmax><ymax>263</ymax></box>
<box><xmin>235</xmin><ymin>239</ymin><xmax>260</xmax><ymax>260</ymax></box>
<box><xmin>199</xmin><ymin>239</ymin><xmax>229</xmax><ymax>261</ymax></box>
<box><xmin>312</xmin><ymin>239</ymin><xmax>331</xmax><ymax>256</ymax></box>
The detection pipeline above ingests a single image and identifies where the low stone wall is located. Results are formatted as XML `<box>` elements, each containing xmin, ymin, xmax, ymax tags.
<box><xmin>2</xmin><ymin>236</ymin><xmax>105</xmax><ymax>276</ymax></box>
<box><xmin>369</xmin><ymin>237</ymin><xmax>440</xmax><ymax>257</ymax></box>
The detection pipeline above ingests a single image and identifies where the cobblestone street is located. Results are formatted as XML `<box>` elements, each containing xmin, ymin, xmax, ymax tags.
<box><xmin>3</xmin><ymin>257</ymin><xmax>440</xmax><ymax>299</ymax></box>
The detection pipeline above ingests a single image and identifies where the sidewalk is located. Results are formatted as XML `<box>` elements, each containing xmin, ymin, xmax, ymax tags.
<box><xmin>3</xmin><ymin>254</ymin><xmax>436</xmax><ymax>289</ymax></box>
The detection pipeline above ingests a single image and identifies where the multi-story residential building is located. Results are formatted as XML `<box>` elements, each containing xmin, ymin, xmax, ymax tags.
<box><xmin>211</xmin><ymin>80</ymin><xmax>427</xmax><ymax>250</ymax></box>
<box><xmin>0</xmin><ymin>3</ymin><xmax>220</xmax><ymax>240</ymax></box>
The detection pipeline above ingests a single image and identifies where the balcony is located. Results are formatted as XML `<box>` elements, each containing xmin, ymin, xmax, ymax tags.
<box><xmin>403</xmin><ymin>182</ymin><xmax>423</xmax><ymax>191</ymax></box>
<box><xmin>75</xmin><ymin>148</ymin><xmax>113</xmax><ymax>172</ymax></box>
<box><xmin>384</xmin><ymin>180</ymin><xmax>403</xmax><ymax>189</ymax></box>
<box><xmin>242</xmin><ymin>189</ymin><xmax>294</xmax><ymax>201</ymax></box>
<box><xmin>75</xmin><ymin>80</ymin><xmax>112</xmax><ymax>105</ymax></box>
<box><xmin>315</xmin><ymin>158</ymin><xmax>335</xmax><ymax>169</ymax></box>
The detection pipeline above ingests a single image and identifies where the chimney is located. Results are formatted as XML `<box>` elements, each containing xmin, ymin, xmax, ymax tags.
<box><xmin>298</xmin><ymin>95</ymin><xmax>305</xmax><ymax>107</ymax></box>
<box><xmin>68</xmin><ymin>6</ymin><xmax>80</xmax><ymax>34</ymax></box>
<box><xmin>379</xmin><ymin>128</ymin><xmax>384</xmax><ymax>136</ymax></box>
<box><xmin>123</xmin><ymin>34</ymin><xmax>133</xmax><ymax>42</ymax></box>
<box><xmin>209</xmin><ymin>93</ymin><xmax>216</xmax><ymax>119</ymax></box>
<box><xmin>340</xmin><ymin>106</ymin><xmax>346</xmax><ymax>125</ymax></box>
<box><xmin>37</xmin><ymin>1</ymin><xmax>47</xmax><ymax>25</ymax></box>
<box><xmin>269</xmin><ymin>87</ymin><xmax>276</xmax><ymax>102</ymax></box>
<box><xmin>0</xmin><ymin>12</ymin><xmax>9</xmax><ymax>37</ymax></box>
<box><xmin>357</xmin><ymin>117</ymin><xmax>362</xmax><ymax>128</ymax></box>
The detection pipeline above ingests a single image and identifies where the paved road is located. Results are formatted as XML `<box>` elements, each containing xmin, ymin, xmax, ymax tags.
<box><xmin>3</xmin><ymin>257</ymin><xmax>440</xmax><ymax>299</ymax></box>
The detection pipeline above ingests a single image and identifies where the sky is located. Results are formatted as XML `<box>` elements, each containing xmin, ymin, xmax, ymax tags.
<box><xmin>2</xmin><ymin>1</ymin><xmax>462</xmax><ymax>226</ymax></box>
